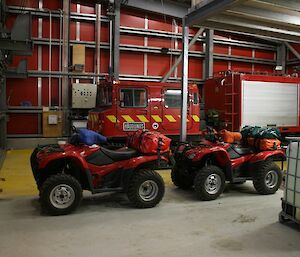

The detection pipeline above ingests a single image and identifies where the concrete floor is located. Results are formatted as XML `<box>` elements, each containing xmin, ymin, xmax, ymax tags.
<box><xmin>0</xmin><ymin>150</ymin><xmax>299</xmax><ymax>257</ymax></box>
<box><xmin>0</xmin><ymin>185</ymin><xmax>299</xmax><ymax>257</ymax></box>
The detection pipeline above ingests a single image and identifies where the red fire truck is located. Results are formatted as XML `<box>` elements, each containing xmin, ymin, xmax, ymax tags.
<box><xmin>88</xmin><ymin>80</ymin><xmax>201</xmax><ymax>140</ymax></box>
<box><xmin>205</xmin><ymin>72</ymin><xmax>300</xmax><ymax>135</ymax></box>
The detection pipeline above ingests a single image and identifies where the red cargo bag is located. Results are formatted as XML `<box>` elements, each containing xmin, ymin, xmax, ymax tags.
<box><xmin>128</xmin><ymin>130</ymin><xmax>171</xmax><ymax>154</ymax></box>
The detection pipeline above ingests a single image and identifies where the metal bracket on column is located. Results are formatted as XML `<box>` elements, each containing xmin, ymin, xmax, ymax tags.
<box><xmin>6</xmin><ymin>59</ymin><xmax>28</xmax><ymax>78</ymax></box>
<box><xmin>161</xmin><ymin>27</ymin><xmax>204</xmax><ymax>83</ymax></box>
<box><xmin>0</xmin><ymin>13</ymin><xmax>32</xmax><ymax>55</ymax></box>
<box><xmin>276</xmin><ymin>43</ymin><xmax>286</xmax><ymax>74</ymax></box>
<box><xmin>180</xmin><ymin>20</ymin><xmax>189</xmax><ymax>142</ymax></box>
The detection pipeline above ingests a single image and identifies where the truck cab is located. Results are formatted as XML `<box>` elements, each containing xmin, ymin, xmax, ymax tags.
<box><xmin>88</xmin><ymin>80</ymin><xmax>201</xmax><ymax>140</ymax></box>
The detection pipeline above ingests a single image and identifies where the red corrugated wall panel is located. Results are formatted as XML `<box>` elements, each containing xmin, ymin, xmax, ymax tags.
<box><xmin>120</xmin><ymin>35</ymin><xmax>144</xmax><ymax>46</ymax></box>
<box><xmin>7</xmin><ymin>114</ymin><xmax>38</xmax><ymax>134</ymax></box>
<box><xmin>6</xmin><ymin>78</ymin><xmax>38</xmax><ymax>106</ymax></box>
<box><xmin>231</xmin><ymin>62</ymin><xmax>252</xmax><ymax>72</ymax></box>
<box><xmin>231</xmin><ymin>46</ymin><xmax>252</xmax><ymax>57</ymax></box>
<box><xmin>120</xmin><ymin>11</ymin><xmax>144</xmax><ymax>28</ymax></box>
<box><xmin>214</xmin><ymin>61</ymin><xmax>228</xmax><ymax>73</ymax></box>
<box><xmin>120</xmin><ymin>52</ymin><xmax>144</xmax><ymax>75</ymax></box>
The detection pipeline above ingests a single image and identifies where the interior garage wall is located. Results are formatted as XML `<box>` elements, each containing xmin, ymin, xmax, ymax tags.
<box><xmin>5</xmin><ymin>0</ymin><xmax>279</xmax><ymax>136</ymax></box>
<box><xmin>287</xmin><ymin>43</ymin><xmax>300</xmax><ymax>74</ymax></box>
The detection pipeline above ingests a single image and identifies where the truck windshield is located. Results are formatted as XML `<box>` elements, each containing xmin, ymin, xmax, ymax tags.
<box><xmin>120</xmin><ymin>88</ymin><xmax>147</xmax><ymax>107</ymax></box>
<box><xmin>164</xmin><ymin>89</ymin><xmax>182</xmax><ymax>108</ymax></box>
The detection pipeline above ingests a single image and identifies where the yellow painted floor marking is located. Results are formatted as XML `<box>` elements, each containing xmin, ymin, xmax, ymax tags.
<box><xmin>136</xmin><ymin>115</ymin><xmax>149</xmax><ymax>122</ymax></box>
<box><xmin>165</xmin><ymin>115</ymin><xmax>176</xmax><ymax>122</ymax></box>
<box><xmin>122</xmin><ymin>115</ymin><xmax>134</xmax><ymax>122</ymax></box>
<box><xmin>156</xmin><ymin>169</ymin><xmax>172</xmax><ymax>186</ymax></box>
<box><xmin>151</xmin><ymin>115</ymin><xmax>162</xmax><ymax>122</ymax></box>
<box><xmin>0</xmin><ymin>149</ymin><xmax>38</xmax><ymax>198</ymax></box>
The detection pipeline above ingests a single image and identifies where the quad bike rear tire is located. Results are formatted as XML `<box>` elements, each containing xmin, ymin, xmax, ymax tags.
<box><xmin>171</xmin><ymin>165</ymin><xmax>193</xmax><ymax>190</ymax></box>
<box><xmin>253</xmin><ymin>161</ymin><xmax>282</xmax><ymax>195</ymax></box>
<box><xmin>40</xmin><ymin>174</ymin><xmax>83</xmax><ymax>215</ymax></box>
<box><xmin>127</xmin><ymin>169</ymin><xmax>165</xmax><ymax>208</ymax></box>
<box><xmin>194</xmin><ymin>165</ymin><xmax>225</xmax><ymax>201</ymax></box>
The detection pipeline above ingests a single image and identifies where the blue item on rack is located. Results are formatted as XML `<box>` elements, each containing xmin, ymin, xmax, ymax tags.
<box><xmin>79</xmin><ymin>128</ymin><xmax>107</xmax><ymax>146</ymax></box>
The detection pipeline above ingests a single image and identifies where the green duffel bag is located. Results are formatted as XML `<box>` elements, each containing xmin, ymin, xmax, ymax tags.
<box><xmin>249</xmin><ymin>126</ymin><xmax>263</xmax><ymax>138</ymax></box>
<box><xmin>258</xmin><ymin>127</ymin><xmax>281</xmax><ymax>139</ymax></box>
<box><xmin>241</xmin><ymin>126</ymin><xmax>254</xmax><ymax>138</ymax></box>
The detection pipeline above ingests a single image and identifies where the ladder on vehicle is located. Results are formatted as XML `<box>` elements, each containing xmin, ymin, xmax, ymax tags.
<box><xmin>224</xmin><ymin>74</ymin><xmax>238</xmax><ymax>131</ymax></box>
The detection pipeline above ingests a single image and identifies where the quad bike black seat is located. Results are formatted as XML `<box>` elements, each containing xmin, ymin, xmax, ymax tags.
<box><xmin>228</xmin><ymin>144</ymin><xmax>255</xmax><ymax>159</ymax></box>
<box><xmin>101</xmin><ymin>147</ymin><xmax>138</xmax><ymax>162</ymax></box>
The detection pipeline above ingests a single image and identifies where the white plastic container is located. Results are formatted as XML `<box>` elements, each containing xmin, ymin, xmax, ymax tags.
<box><xmin>285</xmin><ymin>141</ymin><xmax>300</xmax><ymax>217</ymax></box>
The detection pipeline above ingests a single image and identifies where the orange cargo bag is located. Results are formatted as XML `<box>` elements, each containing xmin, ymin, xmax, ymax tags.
<box><xmin>259</xmin><ymin>139</ymin><xmax>281</xmax><ymax>151</ymax></box>
<box><xmin>247</xmin><ymin>137</ymin><xmax>255</xmax><ymax>146</ymax></box>
<box><xmin>219</xmin><ymin>129</ymin><xmax>242</xmax><ymax>143</ymax></box>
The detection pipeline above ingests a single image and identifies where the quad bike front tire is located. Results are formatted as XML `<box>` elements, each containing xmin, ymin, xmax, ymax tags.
<box><xmin>171</xmin><ymin>165</ymin><xmax>193</xmax><ymax>190</ymax></box>
<box><xmin>40</xmin><ymin>174</ymin><xmax>83</xmax><ymax>215</ymax></box>
<box><xmin>194</xmin><ymin>165</ymin><xmax>225</xmax><ymax>201</ymax></box>
<box><xmin>127</xmin><ymin>169</ymin><xmax>165</xmax><ymax>208</ymax></box>
<box><xmin>253</xmin><ymin>161</ymin><xmax>282</xmax><ymax>195</ymax></box>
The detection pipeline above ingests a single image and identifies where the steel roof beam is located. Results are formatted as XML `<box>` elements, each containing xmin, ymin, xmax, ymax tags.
<box><xmin>126</xmin><ymin>0</ymin><xmax>188</xmax><ymax>18</ymax></box>
<box><xmin>185</xmin><ymin>0</ymin><xmax>242</xmax><ymax>26</ymax></box>
<box><xmin>200</xmin><ymin>14</ymin><xmax>300</xmax><ymax>42</ymax></box>
<box><xmin>209</xmin><ymin>14</ymin><xmax>300</xmax><ymax>35</ymax></box>
<box><xmin>199</xmin><ymin>22</ymin><xmax>300</xmax><ymax>42</ymax></box>
<box><xmin>227</xmin><ymin>4</ymin><xmax>300</xmax><ymax>27</ymax></box>
<box><xmin>253</xmin><ymin>0</ymin><xmax>300</xmax><ymax>12</ymax></box>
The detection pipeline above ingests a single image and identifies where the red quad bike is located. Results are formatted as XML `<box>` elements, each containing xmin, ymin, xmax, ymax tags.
<box><xmin>172</xmin><ymin>130</ymin><xmax>286</xmax><ymax>201</ymax></box>
<box><xmin>30</xmin><ymin>131</ymin><xmax>170</xmax><ymax>215</ymax></box>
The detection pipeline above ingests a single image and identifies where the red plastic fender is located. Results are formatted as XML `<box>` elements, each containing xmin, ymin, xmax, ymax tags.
<box><xmin>38</xmin><ymin>151</ymin><xmax>90</xmax><ymax>170</ymax></box>
<box><xmin>249</xmin><ymin>149</ymin><xmax>286</xmax><ymax>164</ymax></box>
<box><xmin>126</xmin><ymin>155</ymin><xmax>169</xmax><ymax>169</ymax></box>
<box><xmin>186</xmin><ymin>146</ymin><xmax>231</xmax><ymax>167</ymax></box>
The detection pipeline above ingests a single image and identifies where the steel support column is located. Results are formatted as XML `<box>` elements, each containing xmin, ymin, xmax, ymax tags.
<box><xmin>113</xmin><ymin>0</ymin><xmax>120</xmax><ymax>80</ymax></box>
<box><xmin>205</xmin><ymin>29</ymin><xmax>214</xmax><ymax>79</ymax></box>
<box><xmin>95</xmin><ymin>4</ymin><xmax>101</xmax><ymax>84</ymax></box>
<box><xmin>276</xmin><ymin>43</ymin><xmax>286</xmax><ymax>74</ymax></box>
<box><xmin>62</xmin><ymin>0</ymin><xmax>70</xmax><ymax>135</ymax></box>
<box><xmin>180</xmin><ymin>22</ymin><xmax>189</xmax><ymax>142</ymax></box>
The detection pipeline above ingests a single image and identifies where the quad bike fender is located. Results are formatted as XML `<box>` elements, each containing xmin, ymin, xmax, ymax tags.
<box><xmin>186</xmin><ymin>147</ymin><xmax>232</xmax><ymax>180</ymax></box>
<box><xmin>38</xmin><ymin>151</ymin><xmax>89</xmax><ymax>170</ymax></box>
<box><xmin>128</xmin><ymin>155</ymin><xmax>169</xmax><ymax>170</ymax></box>
<box><xmin>249</xmin><ymin>149</ymin><xmax>286</xmax><ymax>164</ymax></box>
<box><xmin>188</xmin><ymin>146</ymin><xmax>230</xmax><ymax>167</ymax></box>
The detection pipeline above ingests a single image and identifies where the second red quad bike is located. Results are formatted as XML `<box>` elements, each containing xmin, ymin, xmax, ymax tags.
<box><xmin>172</xmin><ymin>131</ymin><xmax>286</xmax><ymax>201</ymax></box>
<box><xmin>30</xmin><ymin>130</ymin><xmax>171</xmax><ymax>215</ymax></box>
